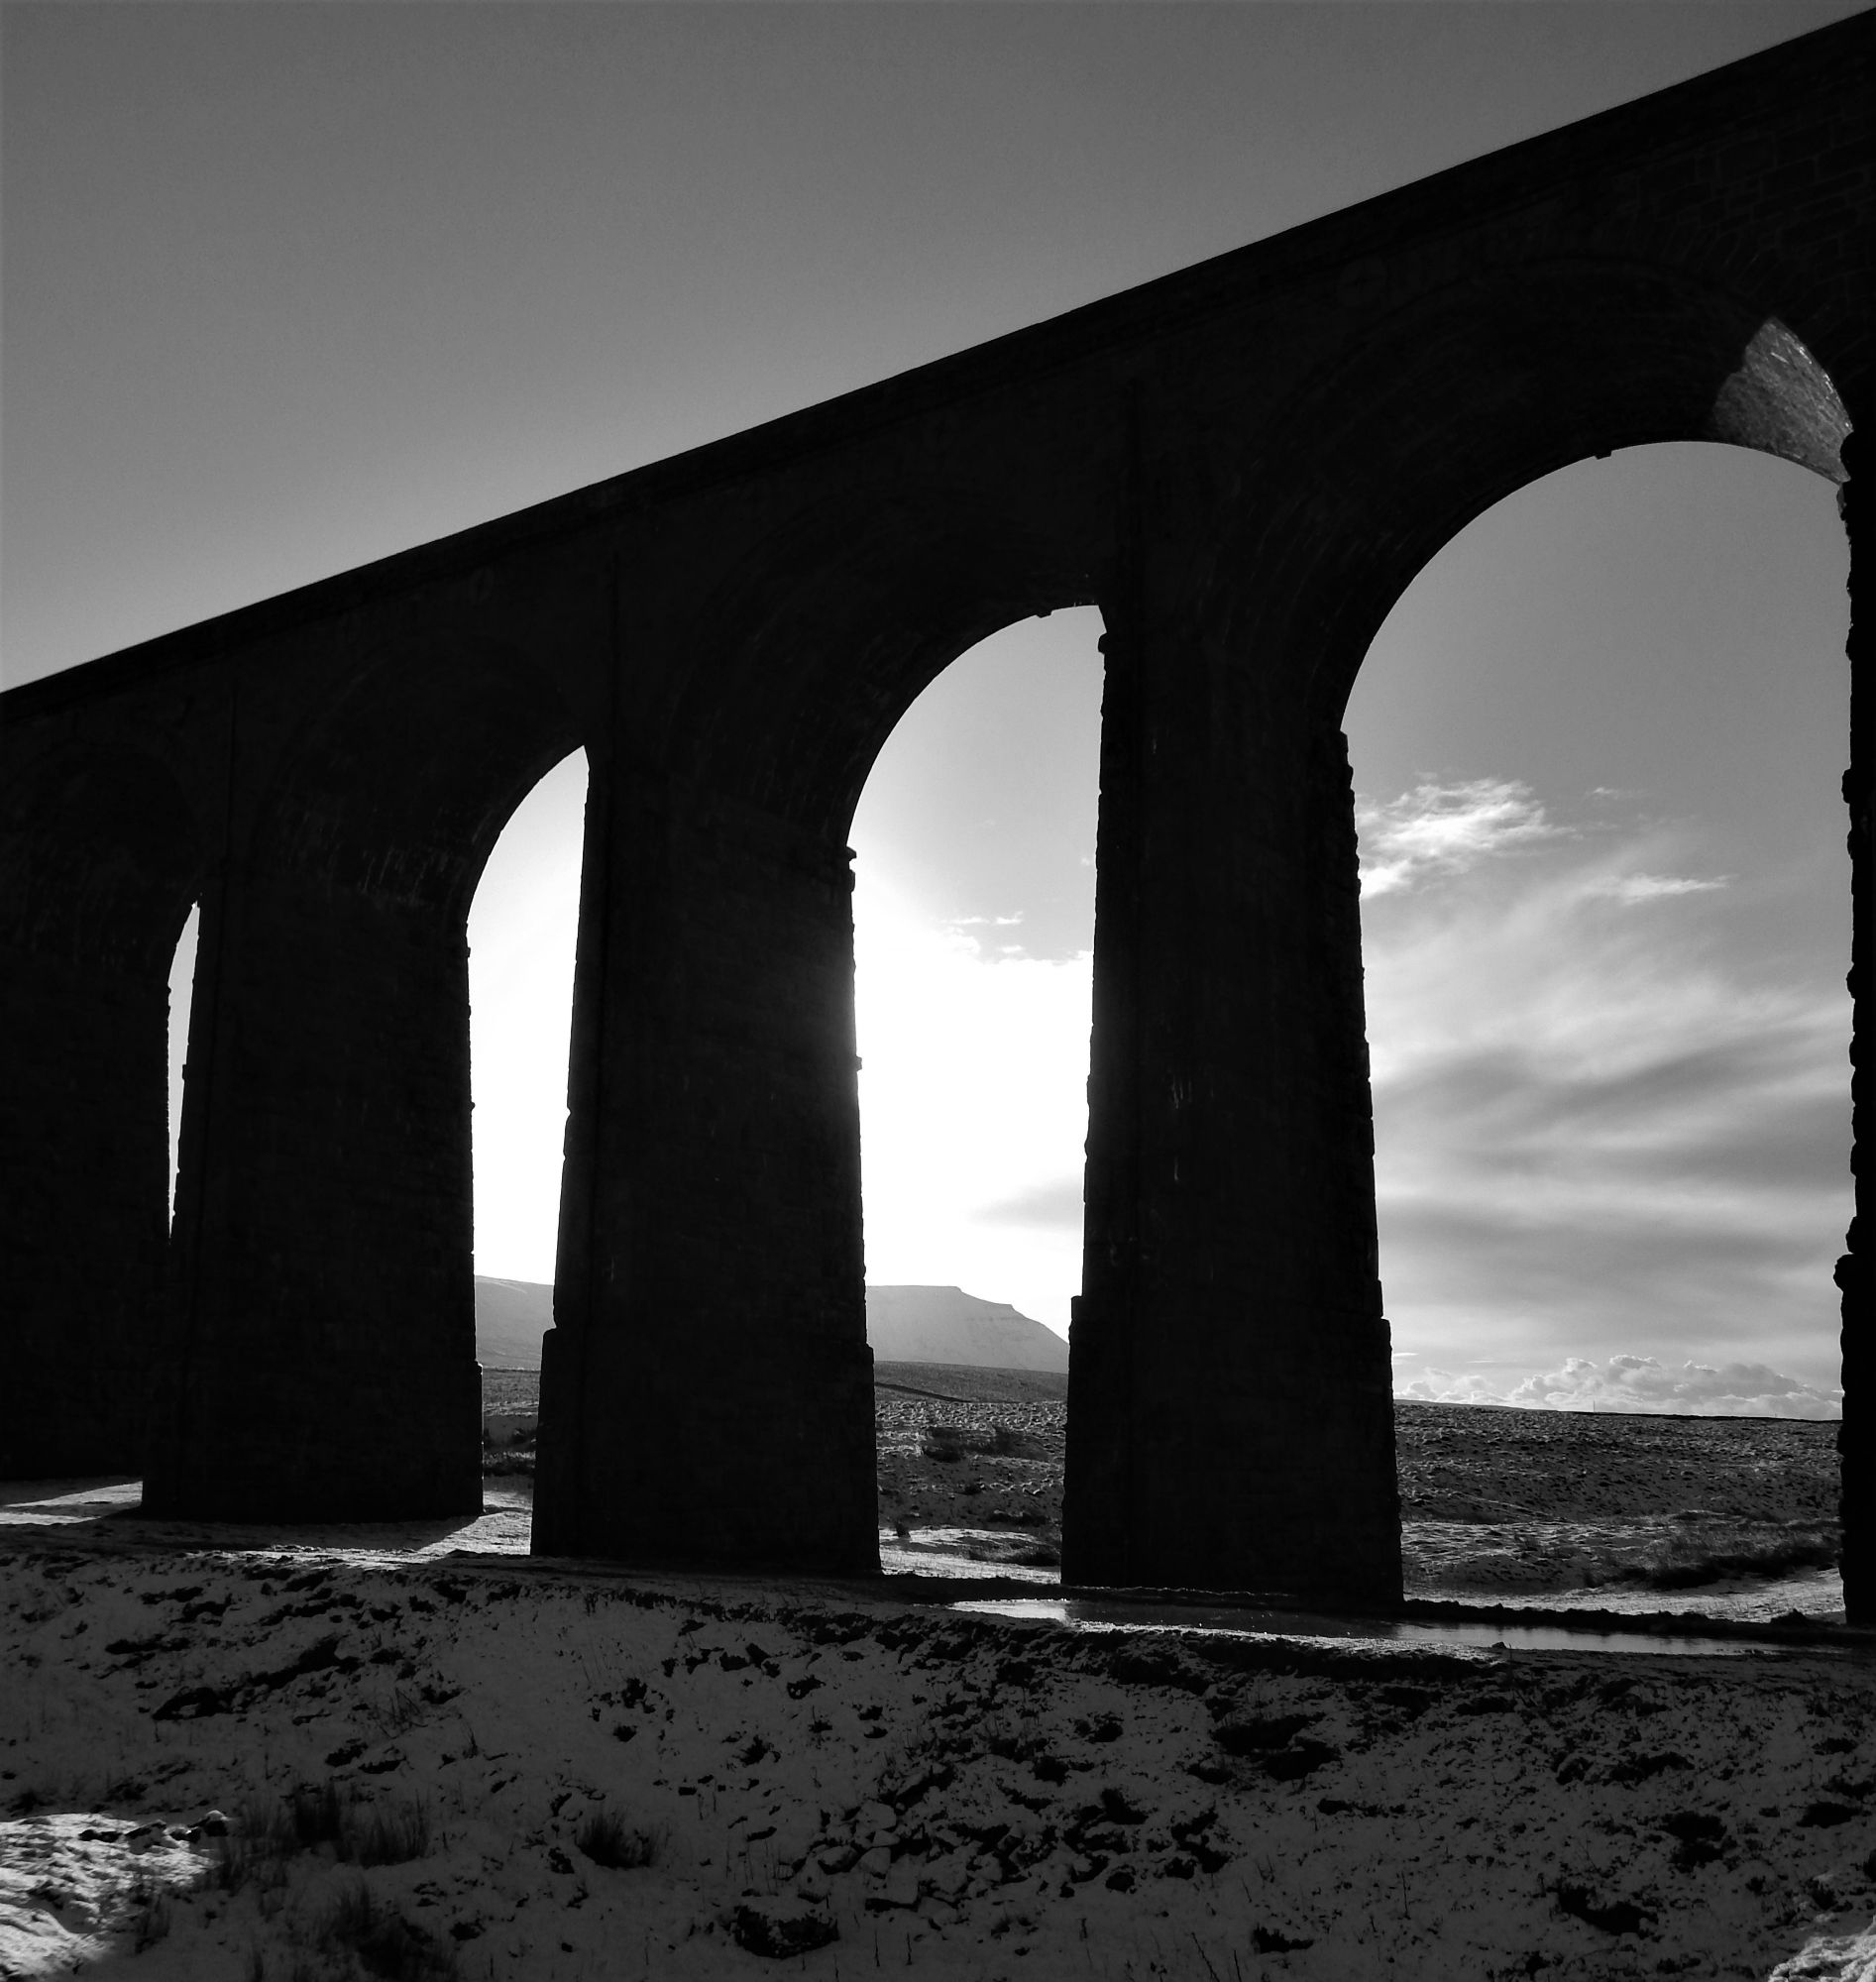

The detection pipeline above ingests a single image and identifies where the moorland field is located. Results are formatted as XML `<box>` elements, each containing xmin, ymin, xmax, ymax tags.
<box><xmin>483</xmin><ymin>1367</ymin><xmax>1842</xmax><ymax>1607</ymax></box>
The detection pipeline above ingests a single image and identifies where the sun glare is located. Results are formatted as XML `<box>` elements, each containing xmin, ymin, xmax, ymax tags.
<box><xmin>849</xmin><ymin>609</ymin><xmax>1104</xmax><ymax>1334</ymax></box>
<box><xmin>467</xmin><ymin>750</ymin><xmax>588</xmax><ymax>1284</ymax></box>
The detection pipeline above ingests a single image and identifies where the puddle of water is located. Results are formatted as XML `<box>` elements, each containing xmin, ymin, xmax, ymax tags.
<box><xmin>951</xmin><ymin>1595</ymin><xmax>1765</xmax><ymax>1657</ymax></box>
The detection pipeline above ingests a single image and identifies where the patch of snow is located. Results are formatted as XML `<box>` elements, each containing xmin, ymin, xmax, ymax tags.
<box><xmin>3</xmin><ymin>1512</ymin><xmax>1874</xmax><ymax>1979</ymax></box>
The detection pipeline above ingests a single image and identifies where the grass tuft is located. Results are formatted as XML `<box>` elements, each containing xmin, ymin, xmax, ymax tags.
<box><xmin>575</xmin><ymin>1809</ymin><xmax>661</xmax><ymax>1870</ymax></box>
<box><xmin>285</xmin><ymin>1782</ymin><xmax>346</xmax><ymax>1850</ymax></box>
<box><xmin>347</xmin><ymin>1797</ymin><xmax>431</xmax><ymax>1867</ymax></box>
<box><xmin>1633</xmin><ymin>1527</ymin><xmax>1838</xmax><ymax>1591</ymax></box>
<box><xmin>988</xmin><ymin>1423</ymin><xmax>1046</xmax><ymax>1459</ymax></box>
<box><xmin>365</xmin><ymin>1687</ymin><xmax>427</xmax><ymax>1738</ymax></box>
<box><xmin>310</xmin><ymin>1877</ymin><xmax>458</xmax><ymax>1980</ymax></box>
<box><xmin>128</xmin><ymin>1879</ymin><xmax>174</xmax><ymax>1951</ymax></box>
<box><xmin>210</xmin><ymin>1784</ymin><xmax>433</xmax><ymax>1895</ymax></box>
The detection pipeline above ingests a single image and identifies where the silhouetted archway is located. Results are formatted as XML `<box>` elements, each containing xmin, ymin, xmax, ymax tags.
<box><xmin>849</xmin><ymin>608</ymin><xmax>1101</xmax><ymax>1566</ymax></box>
<box><xmin>467</xmin><ymin>749</ymin><xmax>588</xmax><ymax>1379</ymax></box>
<box><xmin>1347</xmin><ymin>439</ymin><xmax>1850</xmax><ymax>1603</ymax></box>
<box><xmin>166</xmin><ymin>904</ymin><xmax>200</xmax><ymax>1228</ymax></box>
<box><xmin>147</xmin><ymin>642</ymin><xmax>584</xmax><ymax>1519</ymax></box>
<box><xmin>0</xmin><ymin>740</ymin><xmax>204</xmax><ymax>1474</ymax></box>
<box><xmin>534</xmin><ymin>504</ymin><xmax>1100</xmax><ymax>1569</ymax></box>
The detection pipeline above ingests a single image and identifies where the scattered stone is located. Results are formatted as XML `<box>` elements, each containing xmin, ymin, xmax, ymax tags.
<box><xmin>1556</xmin><ymin>1881</ymin><xmax>1652</xmax><ymax>1935</ymax></box>
<box><xmin>865</xmin><ymin>1863</ymin><xmax>921</xmax><ymax>1911</ymax></box>
<box><xmin>731</xmin><ymin>1897</ymin><xmax>837</xmax><ymax>1958</ymax></box>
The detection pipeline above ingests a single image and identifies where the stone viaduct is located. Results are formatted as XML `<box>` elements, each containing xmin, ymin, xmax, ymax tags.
<box><xmin>3</xmin><ymin>17</ymin><xmax>1869</xmax><ymax>1614</ymax></box>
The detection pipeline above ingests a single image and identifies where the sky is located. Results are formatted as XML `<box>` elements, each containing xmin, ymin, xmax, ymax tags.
<box><xmin>7</xmin><ymin>2</ymin><xmax>1862</xmax><ymax>1414</ymax></box>
<box><xmin>1349</xmin><ymin>445</ymin><xmax>1849</xmax><ymax>1416</ymax></box>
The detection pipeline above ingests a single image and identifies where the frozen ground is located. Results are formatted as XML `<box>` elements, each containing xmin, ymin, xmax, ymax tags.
<box><xmin>2</xmin><ymin>1476</ymin><xmax>1875</xmax><ymax>1981</ymax></box>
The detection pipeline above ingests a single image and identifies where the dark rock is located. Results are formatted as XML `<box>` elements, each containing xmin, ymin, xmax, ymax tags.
<box><xmin>1556</xmin><ymin>1882</ymin><xmax>1652</xmax><ymax>1934</ymax></box>
<box><xmin>732</xmin><ymin>1898</ymin><xmax>838</xmax><ymax>1958</ymax></box>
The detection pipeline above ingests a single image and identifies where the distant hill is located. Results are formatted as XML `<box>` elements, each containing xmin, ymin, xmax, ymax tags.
<box><xmin>865</xmin><ymin>1285</ymin><xmax>1069</xmax><ymax>1373</ymax></box>
<box><xmin>474</xmin><ymin>1276</ymin><xmax>1069</xmax><ymax>1375</ymax></box>
<box><xmin>475</xmin><ymin>1276</ymin><xmax>552</xmax><ymax>1370</ymax></box>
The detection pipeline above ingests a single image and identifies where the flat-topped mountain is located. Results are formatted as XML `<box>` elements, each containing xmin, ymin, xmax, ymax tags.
<box><xmin>862</xmin><ymin>1284</ymin><xmax>1068</xmax><ymax>1373</ymax></box>
<box><xmin>474</xmin><ymin>1276</ymin><xmax>555</xmax><ymax>1371</ymax></box>
<box><xmin>473</xmin><ymin>1276</ymin><xmax>1068</xmax><ymax>1374</ymax></box>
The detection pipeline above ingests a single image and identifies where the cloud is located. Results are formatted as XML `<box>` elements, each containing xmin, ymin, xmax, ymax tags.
<box><xmin>1393</xmin><ymin>1368</ymin><xmax>1516</xmax><ymax>1409</ymax></box>
<box><xmin>1357</xmin><ymin>777</ymin><xmax>1730</xmax><ymax>910</ymax></box>
<box><xmin>1584</xmin><ymin>872</ymin><xmax>1730</xmax><ymax>905</ymax></box>
<box><xmin>1397</xmin><ymin>1355</ymin><xmax>1841</xmax><ymax>1419</ymax></box>
<box><xmin>1357</xmin><ymin>778</ymin><xmax>1566</xmax><ymax>898</ymax></box>
<box><xmin>1362</xmin><ymin>780</ymin><xmax>1849</xmax><ymax>1399</ymax></box>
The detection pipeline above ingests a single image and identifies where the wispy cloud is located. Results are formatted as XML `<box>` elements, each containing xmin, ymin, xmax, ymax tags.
<box><xmin>1397</xmin><ymin>1354</ymin><xmax>1841</xmax><ymax>1419</ymax></box>
<box><xmin>1357</xmin><ymin>777</ymin><xmax>1566</xmax><ymax>898</ymax></box>
<box><xmin>1364</xmin><ymin>778</ymin><xmax>1849</xmax><ymax>1402</ymax></box>
<box><xmin>1584</xmin><ymin>872</ymin><xmax>1730</xmax><ymax>906</ymax></box>
<box><xmin>1358</xmin><ymin>778</ymin><xmax>1730</xmax><ymax>909</ymax></box>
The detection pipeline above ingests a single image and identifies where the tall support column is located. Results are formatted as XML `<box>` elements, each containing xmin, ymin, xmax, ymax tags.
<box><xmin>533</xmin><ymin>767</ymin><xmax>877</xmax><ymax>1572</ymax></box>
<box><xmin>1064</xmin><ymin>499</ymin><xmax>1400</xmax><ymax>1605</ymax></box>
<box><xmin>0</xmin><ymin>949</ymin><xmax>173</xmax><ymax>1476</ymax></box>
<box><xmin>145</xmin><ymin>868</ymin><xmax>484</xmax><ymax>1520</ymax></box>
<box><xmin>1841</xmin><ymin>427</ymin><xmax>1871</xmax><ymax>1626</ymax></box>
<box><xmin>0</xmin><ymin>745</ymin><xmax>199</xmax><ymax>1480</ymax></box>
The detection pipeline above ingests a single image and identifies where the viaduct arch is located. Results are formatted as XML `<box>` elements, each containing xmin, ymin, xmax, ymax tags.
<box><xmin>2</xmin><ymin>18</ymin><xmax>1868</xmax><ymax>1613</ymax></box>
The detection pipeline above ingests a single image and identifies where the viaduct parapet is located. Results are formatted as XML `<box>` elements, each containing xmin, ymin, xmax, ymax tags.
<box><xmin>3</xmin><ymin>17</ymin><xmax>1868</xmax><ymax>1613</ymax></box>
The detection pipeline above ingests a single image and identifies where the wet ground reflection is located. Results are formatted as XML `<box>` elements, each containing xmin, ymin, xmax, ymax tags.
<box><xmin>950</xmin><ymin>1593</ymin><xmax>1820</xmax><ymax>1657</ymax></box>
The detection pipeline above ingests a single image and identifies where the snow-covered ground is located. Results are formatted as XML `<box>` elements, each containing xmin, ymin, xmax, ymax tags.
<box><xmin>3</xmin><ymin>1481</ymin><xmax>1875</xmax><ymax>1980</ymax></box>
